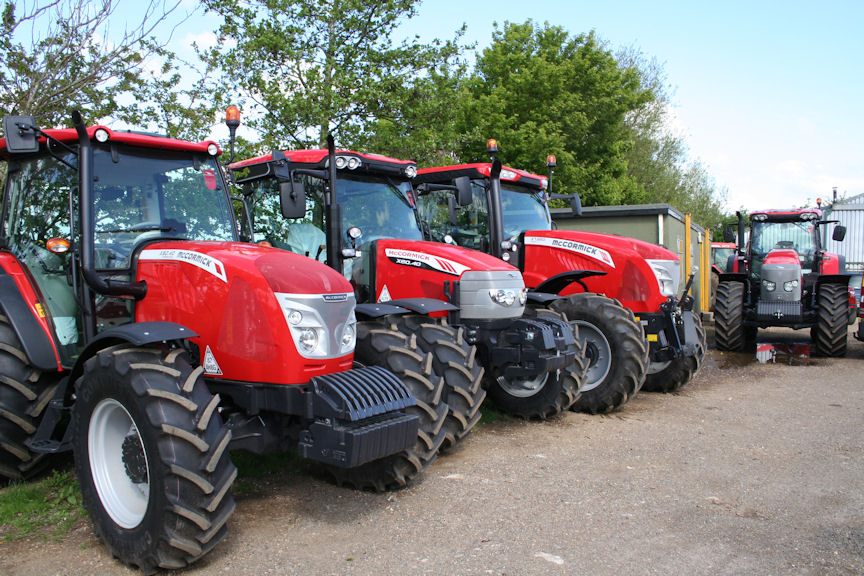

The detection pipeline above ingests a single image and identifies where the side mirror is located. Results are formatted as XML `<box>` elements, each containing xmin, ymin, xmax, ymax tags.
<box><xmin>454</xmin><ymin>176</ymin><xmax>472</xmax><ymax>206</ymax></box>
<box><xmin>723</xmin><ymin>225</ymin><xmax>735</xmax><ymax>243</ymax></box>
<box><xmin>570</xmin><ymin>193</ymin><xmax>583</xmax><ymax>217</ymax></box>
<box><xmin>832</xmin><ymin>225</ymin><xmax>847</xmax><ymax>242</ymax></box>
<box><xmin>279</xmin><ymin>180</ymin><xmax>307</xmax><ymax>219</ymax></box>
<box><xmin>447</xmin><ymin>196</ymin><xmax>458</xmax><ymax>226</ymax></box>
<box><xmin>2</xmin><ymin>115</ymin><xmax>40</xmax><ymax>153</ymax></box>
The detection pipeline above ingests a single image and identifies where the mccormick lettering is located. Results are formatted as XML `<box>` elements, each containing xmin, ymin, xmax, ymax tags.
<box><xmin>323</xmin><ymin>293</ymin><xmax>349</xmax><ymax>302</ymax></box>
<box><xmin>384</xmin><ymin>248</ymin><xmax>471</xmax><ymax>276</ymax></box>
<box><xmin>139</xmin><ymin>249</ymin><xmax>229</xmax><ymax>282</ymax></box>
<box><xmin>524</xmin><ymin>236</ymin><xmax>615</xmax><ymax>268</ymax></box>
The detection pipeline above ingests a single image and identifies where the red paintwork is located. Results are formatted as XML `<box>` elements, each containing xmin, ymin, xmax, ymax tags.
<box><xmin>751</xmin><ymin>208</ymin><xmax>822</xmax><ymax>219</ymax></box>
<box><xmin>416</xmin><ymin>163</ymin><xmax>678</xmax><ymax>314</ymax></box>
<box><xmin>711</xmin><ymin>242</ymin><xmax>736</xmax><ymax>249</ymax></box>
<box><xmin>135</xmin><ymin>240</ymin><xmax>354</xmax><ymax>384</ymax></box>
<box><xmin>522</xmin><ymin>230</ymin><xmax>673</xmax><ymax>312</ymax></box>
<box><xmin>0</xmin><ymin>253</ymin><xmax>63</xmax><ymax>370</ymax></box>
<box><xmin>820</xmin><ymin>252</ymin><xmax>842</xmax><ymax>274</ymax></box>
<box><xmin>0</xmin><ymin>126</ymin><xmax>219</xmax><ymax>157</ymax></box>
<box><xmin>762</xmin><ymin>249</ymin><xmax>801</xmax><ymax>266</ymax></box>
<box><xmin>229</xmin><ymin>149</ymin><xmax>414</xmax><ymax>170</ymax></box>
<box><xmin>368</xmin><ymin>239</ymin><xmax>518</xmax><ymax>303</ymax></box>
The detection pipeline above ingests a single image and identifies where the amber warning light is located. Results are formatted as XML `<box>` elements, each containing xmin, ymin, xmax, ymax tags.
<box><xmin>546</xmin><ymin>155</ymin><xmax>557</xmax><ymax>168</ymax></box>
<box><xmin>226</xmin><ymin>106</ymin><xmax>241</xmax><ymax>128</ymax></box>
<box><xmin>46</xmin><ymin>237</ymin><xmax>70</xmax><ymax>254</ymax></box>
<box><xmin>486</xmin><ymin>139</ymin><xmax>498</xmax><ymax>154</ymax></box>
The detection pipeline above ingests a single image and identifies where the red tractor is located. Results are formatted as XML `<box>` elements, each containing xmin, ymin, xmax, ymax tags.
<box><xmin>415</xmin><ymin>144</ymin><xmax>706</xmax><ymax>411</ymax></box>
<box><xmin>709</xmin><ymin>241</ymin><xmax>738</xmax><ymax>310</ymax></box>
<box><xmin>227</xmin><ymin>140</ymin><xmax>586</xmax><ymax>476</ymax></box>
<box><xmin>0</xmin><ymin>114</ymin><xmax>421</xmax><ymax>573</ymax></box>
<box><xmin>715</xmin><ymin>209</ymin><xmax>849</xmax><ymax>355</ymax></box>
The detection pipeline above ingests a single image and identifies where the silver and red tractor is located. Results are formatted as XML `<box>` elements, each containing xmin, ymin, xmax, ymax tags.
<box><xmin>227</xmin><ymin>139</ymin><xmax>585</xmax><ymax>481</ymax></box>
<box><xmin>415</xmin><ymin>144</ymin><xmax>706</xmax><ymax>412</ymax></box>
<box><xmin>715</xmin><ymin>208</ymin><xmax>849</xmax><ymax>355</ymax></box>
<box><xmin>0</xmin><ymin>114</ymin><xmax>420</xmax><ymax>573</ymax></box>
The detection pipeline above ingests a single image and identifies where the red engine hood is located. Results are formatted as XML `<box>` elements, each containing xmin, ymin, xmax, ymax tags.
<box><xmin>525</xmin><ymin>230</ymin><xmax>678</xmax><ymax>263</ymax></box>
<box><xmin>137</xmin><ymin>240</ymin><xmax>353</xmax><ymax>294</ymax></box>
<box><xmin>375</xmin><ymin>239</ymin><xmax>519</xmax><ymax>273</ymax></box>
<box><xmin>521</xmin><ymin>230</ymin><xmax>677</xmax><ymax>312</ymax></box>
<box><xmin>762</xmin><ymin>249</ymin><xmax>801</xmax><ymax>266</ymax></box>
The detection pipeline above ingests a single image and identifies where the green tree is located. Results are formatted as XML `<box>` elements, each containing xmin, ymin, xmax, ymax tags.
<box><xmin>455</xmin><ymin>21</ymin><xmax>652</xmax><ymax>206</ymax></box>
<box><xmin>201</xmin><ymin>0</ymin><xmax>464</xmax><ymax>151</ymax></box>
<box><xmin>0</xmin><ymin>0</ymin><xmax>186</xmax><ymax>127</ymax></box>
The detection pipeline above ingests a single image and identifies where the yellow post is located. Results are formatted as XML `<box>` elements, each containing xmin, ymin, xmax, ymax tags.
<box><xmin>684</xmin><ymin>213</ymin><xmax>692</xmax><ymax>292</ymax></box>
<box><xmin>702</xmin><ymin>230</ymin><xmax>711</xmax><ymax>313</ymax></box>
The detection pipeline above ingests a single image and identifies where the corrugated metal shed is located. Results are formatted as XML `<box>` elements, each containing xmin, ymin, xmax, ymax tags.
<box><xmin>822</xmin><ymin>192</ymin><xmax>864</xmax><ymax>305</ymax></box>
<box><xmin>822</xmin><ymin>192</ymin><xmax>864</xmax><ymax>271</ymax></box>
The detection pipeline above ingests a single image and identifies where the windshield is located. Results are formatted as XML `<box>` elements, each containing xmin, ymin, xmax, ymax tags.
<box><xmin>337</xmin><ymin>174</ymin><xmax>422</xmax><ymax>244</ymax></box>
<box><xmin>749</xmin><ymin>219</ymin><xmax>819</xmax><ymax>276</ymax></box>
<box><xmin>500</xmin><ymin>182</ymin><xmax>551</xmax><ymax>238</ymax></box>
<box><xmin>92</xmin><ymin>146</ymin><xmax>236</xmax><ymax>268</ymax></box>
<box><xmin>712</xmin><ymin>248</ymin><xmax>735</xmax><ymax>271</ymax></box>
<box><xmin>249</xmin><ymin>172</ymin><xmax>421</xmax><ymax>262</ymax></box>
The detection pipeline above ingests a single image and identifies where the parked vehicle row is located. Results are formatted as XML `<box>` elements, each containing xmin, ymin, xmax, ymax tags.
<box><xmin>0</xmin><ymin>110</ymin><xmax>706</xmax><ymax>573</ymax></box>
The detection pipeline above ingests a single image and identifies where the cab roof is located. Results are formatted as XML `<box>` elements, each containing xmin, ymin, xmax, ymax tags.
<box><xmin>416</xmin><ymin>163</ymin><xmax>547</xmax><ymax>190</ymax></box>
<box><xmin>0</xmin><ymin>125</ymin><xmax>220</xmax><ymax>158</ymax></box>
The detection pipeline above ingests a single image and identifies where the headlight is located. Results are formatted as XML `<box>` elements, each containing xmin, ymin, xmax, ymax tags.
<box><xmin>275</xmin><ymin>292</ymin><xmax>356</xmax><ymax>358</ymax></box>
<box><xmin>783</xmin><ymin>280</ymin><xmax>798</xmax><ymax>292</ymax></box>
<box><xmin>298</xmin><ymin>328</ymin><xmax>319</xmax><ymax>352</ymax></box>
<box><xmin>489</xmin><ymin>288</ymin><xmax>517</xmax><ymax>307</ymax></box>
<box><xmin>762</xmin><ymin>280</ymin><xmax>776</xmax><ymax>292</ymax></box>
<box><xmin>340</xmin><ymin>317</ymin><xmax>356</xmax><ymax>352</ymax></box>
<box><xmin>518</xmin><ymin>288</ymin><xmax>528</xmax><ymax>305</ymax></box>
<box><xmin>646</xmin><ymin>259</ymin><xmax>681</xmax><ymax>297</ymax></box>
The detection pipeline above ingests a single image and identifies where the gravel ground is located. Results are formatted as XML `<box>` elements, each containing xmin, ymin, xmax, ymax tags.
<box><xmin>2</xmin><ymin>324</ymin><xmax>862</xmax><ymax>576</ymax></box>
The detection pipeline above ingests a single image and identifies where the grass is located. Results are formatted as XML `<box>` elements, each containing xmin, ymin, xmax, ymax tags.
<box><xmin>0</xmin><ymin>468</ymin><xmax>86</xmax><ymax>541</ymax></box>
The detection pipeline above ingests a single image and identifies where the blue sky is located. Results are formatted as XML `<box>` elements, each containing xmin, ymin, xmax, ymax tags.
<box><xmin>169</xmin><ymin>0</ymin><xmax>863</xmax><ymax>213</ymax></box>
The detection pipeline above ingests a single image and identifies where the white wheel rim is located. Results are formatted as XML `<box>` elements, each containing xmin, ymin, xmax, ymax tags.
<box><xmin>576</xmin><ymin>321</ymin><xmax>612</xmax><ymax>392</ymax></box>
<box><xmin>497</xmin><ymin>372</ymin><xmax>549</xmax><ymax>398</ymax></box>
<box><xmin>88</xmin><ymin>398</ymin><xmax>150</xmax><ymax>529</ymax></box>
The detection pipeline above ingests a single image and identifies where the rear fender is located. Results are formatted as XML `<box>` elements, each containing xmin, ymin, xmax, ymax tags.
<box><xmin>31</xmin><ymin>321</ymin><xmax>196</xmax><ymax>454</ymax></box>
<box><xmin>0</xmin><ymin>273</ymin><xmax>59</xmax><ymax>371</ymax></box>
<box><xmin>65</xmin><ymin>321</ymin><xmax>198</xmax><ymax>401</ymax></box>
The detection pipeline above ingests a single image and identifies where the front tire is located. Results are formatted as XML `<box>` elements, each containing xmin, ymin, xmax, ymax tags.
<box><xmin>326</xmin><ymin>316</ymin><xmax>448</xmax><ymax>491</ymax></box>
<box><xmin>72</xmin><ymin>346</ymin><xmax>236</xmax><ymax>574</ymax></box>
<box><xmin>715</xmin><ymin>281</ymin><xmax>749</xmax><ymax>351</ymax></box>
<box><xmin>393</xmin><ymin>316</ymin><xmax>485</xmax><ymax>452</ymax></box>
<box><xmin>550</xmin><ymin>294</ymin><xmax>647</xmax><ymax>414</ymax></box>
<box><xmin>485</xmin><ymin>308</ymin><xmax>583</xmax><ymax>420</ymax></box>
<box><xmin>812</xmin><ymin>283</ymin><xmax>848</xmax><ymax>357</ymax></box>
<box><xmin>0</xmin><ymin>314</ymin><xmax>58</xmax><ymax>482</ymax></box>
<box><xmin>642</xmin><ymin>313</ymin><xmax>707</xmax><ymax>393</ymax></box>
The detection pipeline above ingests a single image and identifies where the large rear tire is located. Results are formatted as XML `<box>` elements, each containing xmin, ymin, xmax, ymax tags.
<box><xmin>812</xmin><ymin>283</ymin><xmax>848</xmax><ymax>357</ymax></box>
<box><xmin>642</xmin><ymin>313</ymin><xmax>707</xmax><ymax>393</ymax></box>
<box><xmin>72</xmin><ymin>346</ymin><xmax>236</xmax><ymax>574</ymax></box>
<box><xmin>0</xmin><ymin>314</ymin><xmax>58</xmax><ymax>482</ymax></box>
<box><xmin>485</xmin><ymin>308</ymin><xmax>583</xmax><ymax>420</ymax></box>
<box><xmin>326</xmin><ymin>316</ymin><xmax>448</xmax><ymax>491</ymax></box>
<box><xmin>394</xmin><ymin>316</ymin><xmax>485</xmax><ymax>452</ymax></box>
<box><xmin>715</xmin><ymin>281</ymin><xmax>748</xmax><ymax>352</ymax></box>
<box><xmin>550</xmin><ymin>294</ymin><xmax>647</xmax><ymax>414</ymax></box>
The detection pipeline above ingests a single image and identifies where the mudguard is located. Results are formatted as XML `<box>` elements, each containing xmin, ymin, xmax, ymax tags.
<box><xmin>0</xmin><ymin>274</ymin><xmax>59</xmax><ymax>371</ymax></box>
<box><xmin>533</xmin><ymin>269</ymin><xmax>606</xmax><ymax>295</ymax></box>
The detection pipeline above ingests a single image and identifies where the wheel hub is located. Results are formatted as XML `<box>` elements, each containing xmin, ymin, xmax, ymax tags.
<box><xmin>122</xmin><ymin>433</ymin><xmax>148</xmax><ymax>484</ymax></box>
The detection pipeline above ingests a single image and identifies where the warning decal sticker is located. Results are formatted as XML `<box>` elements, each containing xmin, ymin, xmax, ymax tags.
<box><xmin>384</xmin><ymin>248</ymin><xmax>471</xmax><ymax>277</ymax></box>
<box><xmin>203</xmin><ymin>345</ymin><xmax>223</xmax><ymax>375</ymax></box>
<box><xmin>524</xmin><ymin>236</ymin><xmax>616</xmax><ymax>268</ymax></box>
<box><xmin>139</xmin><ymin>248</ymin><xmax>228</xmax><ymax>282</ymax></box>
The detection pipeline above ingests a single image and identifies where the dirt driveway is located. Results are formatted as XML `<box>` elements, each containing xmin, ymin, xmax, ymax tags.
<box><xmin>2</xmin><ymin>325</ymin><xmax>862</xmax><ymax>575</ymax></box>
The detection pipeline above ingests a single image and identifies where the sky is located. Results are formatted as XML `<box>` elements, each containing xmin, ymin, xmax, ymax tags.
<box><xmin>161</xmin><ymin>0</ymin><xmax>864</xmax><ymax>213</ymax></box>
